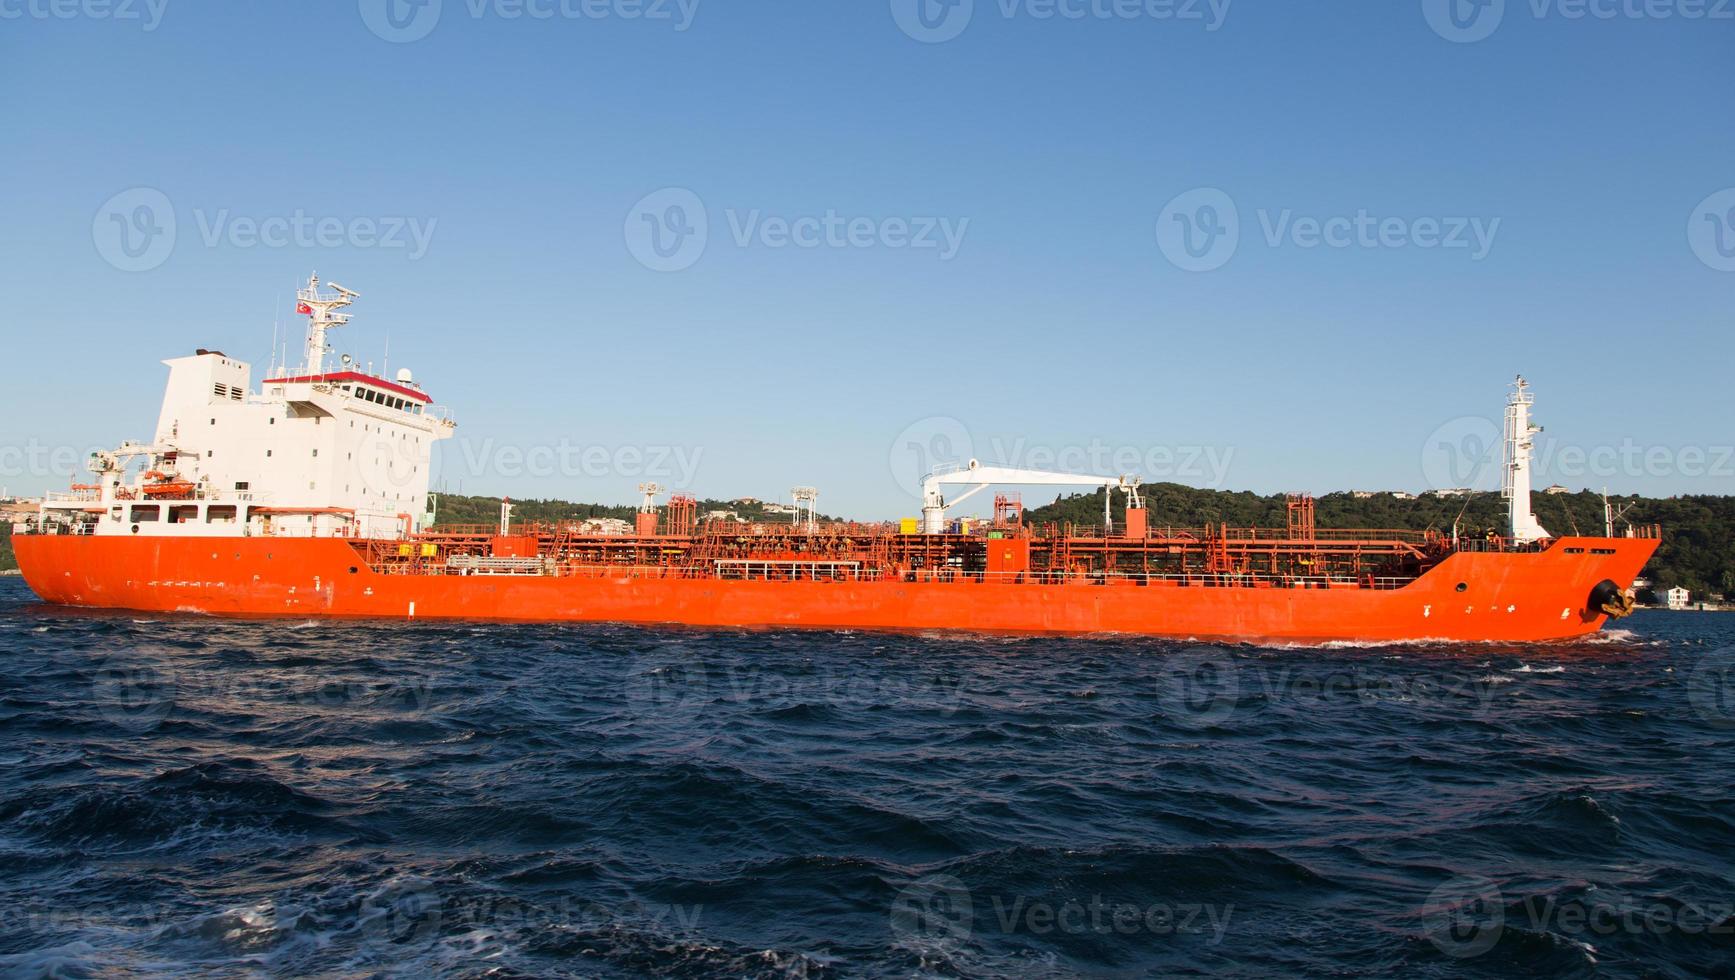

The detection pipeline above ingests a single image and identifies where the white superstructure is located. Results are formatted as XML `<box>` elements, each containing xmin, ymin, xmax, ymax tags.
<box><xmin>34</xmin><ymin>275</ymin><xmax>455</xmax><ymax>540</ymax></box>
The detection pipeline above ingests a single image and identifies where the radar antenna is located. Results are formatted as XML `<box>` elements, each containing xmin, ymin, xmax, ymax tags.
<box><xmin>295</xmin><ymin>272</ymin><xmax>359</xmax><ymax>376</ymax></box>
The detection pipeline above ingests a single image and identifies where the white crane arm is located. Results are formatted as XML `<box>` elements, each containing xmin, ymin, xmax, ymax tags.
<box><xmin>920</xmin><ymin>460</ymin><xmax>1141</xmax><ymax>533</ymax></box>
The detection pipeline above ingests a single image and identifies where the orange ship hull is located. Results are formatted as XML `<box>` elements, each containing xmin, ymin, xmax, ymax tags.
<box><xmin>14</xmin><ymin>534</ymin><xmax>1656</xmax><ymax>644</ymax></box>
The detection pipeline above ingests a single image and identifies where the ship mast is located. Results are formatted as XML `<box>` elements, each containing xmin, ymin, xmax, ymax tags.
<box><xmin>295</xmin><ymin>272</ymin><xmax>358</xmax><ymax>376</ymax></box>
<box><xmin>1502</xmin><ymin>375</ymin><xmax>1551</xmax><ymax>544</ymax></box>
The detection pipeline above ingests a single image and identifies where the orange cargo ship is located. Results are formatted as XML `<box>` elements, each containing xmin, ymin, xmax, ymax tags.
<box><xmin>13</xmin><ymin>276</ymin><xmax>1657</xmax><ymax>643</ymax></box>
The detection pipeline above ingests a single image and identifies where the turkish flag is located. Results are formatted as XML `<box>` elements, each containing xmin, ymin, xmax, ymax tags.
<box><xmin>296</xmin><ymin>302</ymin><xmax>312</xmax><ymax>315</ymax></box>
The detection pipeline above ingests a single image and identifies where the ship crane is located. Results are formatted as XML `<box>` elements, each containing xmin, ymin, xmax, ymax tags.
<box><xmin>87</xmin><ymin>441</ymin><xmax>188</xmax><ymax>495</ymax></box>
<box><xmin>921</xmin><ymin>460</ymin><xmax>1142</xmax><ymax>534</ymax></box>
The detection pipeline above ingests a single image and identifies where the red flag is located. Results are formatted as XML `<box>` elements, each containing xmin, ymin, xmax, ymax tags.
<box><xmin>296</xmin><ymin>302</ymin><xmax>312</xmax><ymax>315</ymax></box>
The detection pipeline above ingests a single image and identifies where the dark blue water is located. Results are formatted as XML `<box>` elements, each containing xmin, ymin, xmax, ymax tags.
<box><xmin>1</xmin><ymin>577</ymin><xmax>1733</xmax><ymax>978</ymax></box>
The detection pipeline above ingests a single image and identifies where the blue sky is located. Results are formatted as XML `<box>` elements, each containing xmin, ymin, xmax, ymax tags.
<box><xmin>1</xmin><ymin>0</ymin><xmax>1731</xmax><ymax>518</ymax></box>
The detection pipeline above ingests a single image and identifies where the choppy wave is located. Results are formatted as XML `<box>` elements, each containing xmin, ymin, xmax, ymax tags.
<box><xmin>1</xmin><ymin>582</ymin><xmax>1732</xmax><ymax>977</ymax></box>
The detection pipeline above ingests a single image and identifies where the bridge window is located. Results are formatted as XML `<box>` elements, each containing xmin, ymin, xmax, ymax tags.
<box><xmin>130</xmin><ymin>505</ymin><xmax>161</xmax><ymax>523</ymax></box>
<box><xmin>169</xmin><ymin>505</ymin><xmax>199</xmax><ymax>524</ymax></box>
<box><xmin>208</xmin><ymin>506</ymin><xmax>237</xmax><ymax>524</ymax></box>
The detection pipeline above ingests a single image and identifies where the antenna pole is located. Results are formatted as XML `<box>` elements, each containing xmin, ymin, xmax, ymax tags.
<box><xmin>1502</xmin><ymin>375</ymin><xmax>1551</xmax><ymax>544</ymax></box>
<box><xmin>294</xmin><ymin>273</ymin><xmax>359</xmax><ymax>375</ymax></box>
